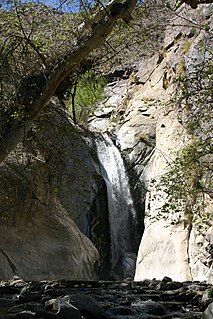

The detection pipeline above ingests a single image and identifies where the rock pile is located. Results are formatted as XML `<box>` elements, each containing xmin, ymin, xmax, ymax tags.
<box><xmin>0</xmin><ymin>276</ymin><xmax>212</xmax><ymax>318</ymax></box>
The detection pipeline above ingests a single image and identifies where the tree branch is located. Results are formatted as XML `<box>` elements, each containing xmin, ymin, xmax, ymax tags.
<box><xmin>71</xmin><ymin>80</ymin><xmax>78</xmax><ymax>125</ymax></box>
<box><xmin>0</xmin><ymin>0</ymin><xmax>137</xmax><ymax>163</ymax></box>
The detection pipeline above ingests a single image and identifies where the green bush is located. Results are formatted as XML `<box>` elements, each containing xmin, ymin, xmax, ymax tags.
<box><xmin>158</xmin><ymin>31</ymin><xmax>213</xmax><ymax>224</ymax></box>
<box><xmin>160</xmin><ymin>141</ymin><xmax>212</xmax><ymax>220</ymax></box>
<box><xmin>69</xmin><ymin>71</ymin><xmax>106</xmax><ymax>124</ymax></box>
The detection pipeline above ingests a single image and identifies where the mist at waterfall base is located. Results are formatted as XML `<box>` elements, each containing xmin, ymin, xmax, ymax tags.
<box><xmin>95</xmin><ymin>134</ymin><xmax>139</xmax><ymax>280</ymax></box>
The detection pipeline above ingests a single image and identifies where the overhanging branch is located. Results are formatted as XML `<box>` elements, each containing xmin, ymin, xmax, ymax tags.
<box><xmin>0</xmin><ymin>0</ymin><xmax>137</xmax><ymax>163</ymax></box>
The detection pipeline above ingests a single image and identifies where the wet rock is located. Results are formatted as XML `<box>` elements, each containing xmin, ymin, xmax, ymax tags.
<box><xmin>36</xmin><ymin>310</ymin><xmax>60</xmax><ymax>318</ymax></box>
<box><xmin>132</xmin><ymin>300</ymin><xmax>166</xmax><ymax>316</ymax></box>
<box><xmin>18</xmin><ymin>292</ymin><xmax>42</xmax><ymax>303</ymax></box>
<box><xmin>156</xmin><ymin>281</ymin><xmax>167</xmax><ymax>291</ymax></box>
<box><xmin>69</xmin><ymin>294</ymin><xmax>105</xmax><ymax>318</ymax></box>
<box><xmin>9</xmin><ymin>310</ymin><xmax>36</xmax><ymax>318</ymax></box>
<box><xmin>0</xmin><ymin>296</ymin><xmax>17</xmax><ymax>309</ymax></box>
<box><xmin>108</xmin><ymin>306</ymin><xmax>138</xmax><ymax>316</ymax></box>
<box><xmin>112</xmin><ymin>253</ymin><xmax>137</xmax><ymax>280</ymax></box>
<box><xmin>44</xmin><ymin>298</ymin><xmax>57</xmax><ymax>311</ymax></box>
<box><xmin>56</xmin><ymin>301</ymin><xmax>81</xmax><ymax>319</ymax></box>
<box><xmin>8</xmin><ymin>302</ymin><xmax>44</xmax><ymax>314</ymax></box>
<box><xmin>162</xmin><ymin>276</ymin><xmax>172</xmax><ymax>283</ymax></box>
<box><xmin>9</xmin><ymin>276</ymin><xmax>27</xmax><ymax>288</ymax></box>
<box><xmin>0</xmin><ymin>287</ymin><xmax>20</xmax><ymax>295</ymax></box>
<box><xmin>165</xmin><ymin>281</ymin><xmax>182</xmax><ymax>290</ymax></box>
<box><xmin>0</xmin><ymin>279</ymin><xmax>212</xmax><ymax>318</ymax></box>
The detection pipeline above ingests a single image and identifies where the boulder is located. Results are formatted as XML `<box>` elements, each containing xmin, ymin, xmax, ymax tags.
<box><xmin>203</xmin><ymin>302</ymin><xmax>213</xmax><ymax>319</ymax></box>
<box><xmin>0</xmin><ymin>105</ymin><xmax>101</xmax><ymax>280</ymax></box>
<box><xmin>56</xmin><ymin>301</ymin><xmax>81</xmax><ymax>319</ymax></box>
<box><xmin>70</xmin><ymin>294</ymin><xmax>105</xmax><ymax>318</ymax></box>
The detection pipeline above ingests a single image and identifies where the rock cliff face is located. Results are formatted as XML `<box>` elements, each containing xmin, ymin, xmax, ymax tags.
<box><xmin>133</xmin><ymin>4</ymin><xmax>213</xmax><ymax>283</ymax></box>
<box><xmin>90</xmin><ymin>4</ymin><xmax>213</xmax><ymax>283</ymax></box>
<box><xmin>0</xmin><ymin>102</ymin><xmax>106</xmax><ymax>280</ymax></box>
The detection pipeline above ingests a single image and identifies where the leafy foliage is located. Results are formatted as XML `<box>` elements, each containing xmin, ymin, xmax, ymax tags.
<box><xmin>69</xmin><ymin>71</ymin><xmax>107</xmax><ymax>124</ymax></box>
<box><xmin>160</xmin><ymin>32</ymin><xmax>213</xmax><ymax>222</ymax></box>
<box><xmin>0</xmin><ymin>1</ymin><xmax>83</xmax><ymax>134</ymax></box>
<box><xmin>160</xmin><ymin>140</ymin><xmax>212</xmax><ymax>220</ymax></box>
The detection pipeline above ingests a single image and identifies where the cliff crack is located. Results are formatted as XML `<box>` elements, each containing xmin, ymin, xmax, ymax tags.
<box><xmin>0</xmin><ymin>249</ymin><xmax>17</xmax><ymax>275</ymax></box>
<box><xmin>186</xmin><ymin>223</ymin><xmax>193</xmax><ymax>280</ymax></box>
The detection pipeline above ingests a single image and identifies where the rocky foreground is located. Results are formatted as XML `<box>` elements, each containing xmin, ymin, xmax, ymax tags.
<box><xmin>0</xmin><ymin>277</ymin><xmax>213</xmax><ymax>319</ymax></box>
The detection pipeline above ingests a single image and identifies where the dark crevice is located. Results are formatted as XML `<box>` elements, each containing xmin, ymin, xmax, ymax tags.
<box><xmin>186</xmin><ymin>222</ymin><xmax>193</xmax><ymax>280</ymax></box>
<box><xmin>0</xmin><ymin>249</ymin><xmax>17</xmax><ymax>275</ymax></box>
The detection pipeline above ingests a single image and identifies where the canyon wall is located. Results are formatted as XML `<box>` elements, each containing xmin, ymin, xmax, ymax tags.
<box><xmin>0</xmin><ymin>3</ymin><xmax>212</xmax><ymax>282</ymax></box>
<box><xmin>91</xmin><ymin>3</ymin><xmax>213</xmax><ymax>282</ymax></box>
<box><xmin>0</xmin><ymin>102</ymin><xmax>107</xmax><ymax>280</ymax></box>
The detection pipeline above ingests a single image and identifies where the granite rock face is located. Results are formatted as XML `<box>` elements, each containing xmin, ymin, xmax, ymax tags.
<box><xmin>0</xmin><ymin>104</ymin><xmax>104</xmax><ymax>280</ymax></box>
<box><xmin>0</xmin><ymin>200</ymin><xmax>100</xmax><ymax>281</ymax></box>
<box><xmin>133</xmin><ymin>4</ymin><xmax>213</xmax><ymax>284</ymax></box>
<box><xmin>89</xmin><ymin>4</ymin><xmax>213</xmax><ymax>283</ymax></box>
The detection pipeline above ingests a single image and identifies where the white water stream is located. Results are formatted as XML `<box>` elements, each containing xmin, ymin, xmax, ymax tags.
<box><xmin>95</xmin><ymin>134</ymin><xmax>136</xmax><ymax>271</ymax></box>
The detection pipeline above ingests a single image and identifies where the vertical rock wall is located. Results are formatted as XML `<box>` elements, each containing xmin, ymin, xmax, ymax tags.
<box><xmin>0</xmin><ymin>104</ymin><xmax>107</xmax><ymax>280</ymax></box>
<box><xmin>94</xmin><ymin>4</ymin><xmax>213</xmax><ymax>283</ymax></box>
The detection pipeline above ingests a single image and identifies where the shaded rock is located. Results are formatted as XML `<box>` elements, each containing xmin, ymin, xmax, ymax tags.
<box><xmin>203</xmin><ymin>302</ymin><xmax>213</xmax><ymax>319</ymax></box>
<box><xmin>108</xmin><ymin>306</ymin><xmax>138</xmax><ymax>316</ymax></box>
<box><xmin>18</xmin><ymin>293</ymin><xmax>42</xmax><ymax>303</ymax></box>
<box><xmin>0</xmin><ymin>287</ymin><xmax>20</xmax><ymax>295</ymax></box>
<box><xmin>112</xmin><ymin>252</ymin><xmax>137</xmax><ymax>280</ymax></box>
<box><xmin>56</xmin><ymin>301</ymin><xmax>81</xmax><ymax>319</ymax></box>
<box><xmin>9</xmin><ymin>310</ymin><xmax>36</xmax><ymax>318</ymax></box>
<box><xmin>8</xmin><ymin>303</ymin><xmax>43</xmax><ymax>314</ymax></box>
<box><xmin>70</xmin><ymin>294</ymin><xmax>105</xmax><ymax>318</ymax></box>
<box><xmin>162</xmin><ymin>276</ymin><xmax>172</xmax><ymax>284</ymax></box>
<box><xmin>36</xmin><ymin>310</ymin><xmax>60</xmax><ymax>318</ymax></box>
<box><xmin>165</xmin><ymin>281</ymin><xmax>182</xmax><ymax>290</ymax></box>
<box><xmin>44</xmin><ymin>298</ymin><xmax>57</xmax><ymax>311</ymax></box>
<box><xmin>0</xmin><ymin>296</ymin><xmax>17</xmax><ymax>308</ymax></box>
<box><xmin>131</xmin><ymin>300</ymin><xmax>166</xmax><ymax>316</ymax></box>
<box><xmin>156</xmin><ymin>282</ymin><xmax>167</xmax><ymax>291</ymax></box>
<box><xmin>9</xmin><ymin>277</ymin><xmax>27</xmax><ymax>289</ymax></box>
<box><xmin>0</xmin><ymin>104</ymin><xmax>103</xmax><ymax>281</ymax></box>
<box><xmin>0</xmin><ymin>279</ymin><xmax>210</xmax><ymax>318</ymax></box>
<box><xmin>44</xmin><ymin>293</ymin><xmax>105</xmax><ymax>318</ymax></box>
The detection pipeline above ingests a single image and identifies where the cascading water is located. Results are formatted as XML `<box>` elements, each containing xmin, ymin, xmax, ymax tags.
<box><xmin>95</xmin><ymin>133</ymin><xmax>137</xmax><ymax>275</ymax></box>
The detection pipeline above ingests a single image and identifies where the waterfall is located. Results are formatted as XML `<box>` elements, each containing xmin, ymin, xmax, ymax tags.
<box><xmin>95</xmin><ymin>134</ymin><xmax>136</xmax><ymax>274</ymax></box>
